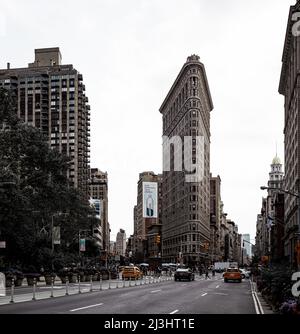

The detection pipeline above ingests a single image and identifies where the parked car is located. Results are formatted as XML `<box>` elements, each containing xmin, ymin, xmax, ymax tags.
<box><xmin>239</xmin><ymin>268</ymin><xmax>250</xmax><ymax>279</ymax></box>
<box><xmin>174</xmin><ymin>268</ymin><xmax>195</xmax><ymax>281</ymax></box>
<box><xmin>223</xmin><ymin>268</ymin><xmax>242</xmax><ymax>283</ymax></box>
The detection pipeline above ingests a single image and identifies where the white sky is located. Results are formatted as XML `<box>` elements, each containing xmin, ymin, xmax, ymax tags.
<box><xmin>0</xmin><ymin>0</ymin><xmax>293</xmax><ymax>242</ymax></box>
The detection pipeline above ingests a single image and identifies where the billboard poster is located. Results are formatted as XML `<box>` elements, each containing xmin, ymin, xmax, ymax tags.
<box><xmin>80</xmin><ymin>238</ymin><xmax>86</xmax><ymax>252</ymax></box>
<box><xmin>143</xmin><ymin>182</ymin><xmax>158</xmax><ymax>218</ymax></box>
<box><xmin>89</xmin><ymin>198</ymin><xmax>102</xmax><ymax>219</ymax></box>
<box><xmin>0</xmin><ymin>273</ymin><xmax>5</xmax><ymax>296</ymax></box>
<box><xmin>52</xmin><ymin>226</ymin><xmax>60</xmax><ymax>245</ymax></box>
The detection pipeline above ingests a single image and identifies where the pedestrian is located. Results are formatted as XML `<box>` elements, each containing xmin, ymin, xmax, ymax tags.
<box><xmin>205</xmin><ymin>267</ymin><xmax>210</xmax><ymax>279</ymax></box>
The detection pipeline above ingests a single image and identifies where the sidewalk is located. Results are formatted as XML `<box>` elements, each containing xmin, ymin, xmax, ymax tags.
<box><xmin>0</xmin><ymin>274</ymin><xmax>173</xmax><ymax>306</ymax></box>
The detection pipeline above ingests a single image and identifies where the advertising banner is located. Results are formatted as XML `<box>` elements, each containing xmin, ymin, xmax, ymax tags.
<box><xmin>53</xmin><ymin>226</ymin><xmax>61</xmax><ymax>245</ymax></box>
<box><xmin>80</xmin><ymin>238</ymin><xmax>86</xmax><ymax>252</ymax></box>
<box><xmin>0</xmin><ymin>273</ymin><xmax>5</xmax><ymax>296</ymax></box>
<box><xmin>143</xmin><ymin>182</ymin><xmax>158</xmax><ymax>218</ymax></box>
<box><xmin>89</xmin><ymin>198</ymin><xmax>102</xmax><ymax>219</ymax></box>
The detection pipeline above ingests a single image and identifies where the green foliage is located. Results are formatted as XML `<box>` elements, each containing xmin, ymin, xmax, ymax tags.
<box><xmin>257</xmin><ymin>262</ymin><xmax>294</xmax><ymax>311</ymax></box>
<box><xmin>0</xmin><ymin>88</ymin><xmax>97</xmax><ymax>272</ymax></box>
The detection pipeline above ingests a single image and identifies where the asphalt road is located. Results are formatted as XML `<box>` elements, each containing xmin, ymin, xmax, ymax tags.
<box><xmin>0</xmin><ymin>274</ymin><xmax>257</xmax><ymax>314</ymax></box>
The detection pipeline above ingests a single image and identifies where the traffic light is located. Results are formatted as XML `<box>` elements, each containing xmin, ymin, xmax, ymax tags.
<box><xmin>156</xmin><ymin>235</ymin><xmax>161</xmax><ymax>244</ymax></box>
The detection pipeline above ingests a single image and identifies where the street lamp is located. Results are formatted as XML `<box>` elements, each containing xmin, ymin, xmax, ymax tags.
<box><xmin>260</xmin><ymin>185</ymin><xmax>300</xmax><ymax>271</ymax></box>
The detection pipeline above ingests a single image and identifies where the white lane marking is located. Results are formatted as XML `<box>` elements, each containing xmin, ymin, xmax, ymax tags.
<box><xmin>250</xmin><ymin>280</ymin><xmax>264</xmax><ymax>314</ymax></box>
<box><xmin>201</xmin><ymin>293</ymin><xmax>208</xmax><ymax>296</ymax></box>
<box><xmin>70</xmin><ymin>303</ymin><xmax>103</xmax><ymax>312</ymax></box>
<box><xmin>251</xmin><ymin>291</ymin><xmax>260</xmax><ymax>314</ymax></box>
<box><xmin>150</xmin><ymin>289</ymin><xmax>162</xmax><ymax>293</ymax></box>
<box><xmin>214</xmin><ymin>292</ymin><xmax>228</xmax><ymax>296</ymax></box>
<box><xmin>170</xmin><ymin>309</ymin><xmax>179</xmax><ymax>314</ymax></box>
<box><xmin>181</xmin><ymin>284</ymin><xmax>187</xmax><ymax>287</ymax></box>
<box><xmin>39</xmin><ymin>286</ymin><xmax>63</xmax><ymax>289</ymax></box>
<box><xmin>255</xmin><ymin>293</ymin><xmax>264</xmax><ymax>314</ymax></box>
<box><xmin>216</xmin><ymin>285</ymin><xmax>220</xmax><ymax>289</ymax></box>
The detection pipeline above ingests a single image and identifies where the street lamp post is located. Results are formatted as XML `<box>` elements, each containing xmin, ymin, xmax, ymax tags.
<box><xmin>241</xmin><ymin>245</ymin><xmax>243</xmax><ymax>267</ymax></box>
<box><xmin>261</xmin><ymin>186</ymin><xmax>300</xmax><ymax>271</ymax></box>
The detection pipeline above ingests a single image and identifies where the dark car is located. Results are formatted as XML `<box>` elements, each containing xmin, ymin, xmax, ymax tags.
<box><xmin>174</xmin><ymin>268</ymin><xmax>195</xmax><ymax>281</ymax></box>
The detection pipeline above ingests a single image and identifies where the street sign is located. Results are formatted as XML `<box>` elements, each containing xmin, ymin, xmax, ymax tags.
<box><xmin>0</xmin><ymin>241</ymin><xmax>6</xmax><ymax>249</ymax></box>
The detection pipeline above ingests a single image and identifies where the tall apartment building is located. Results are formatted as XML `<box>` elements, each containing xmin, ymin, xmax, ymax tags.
<box><xmin>90</xmin><ymin>168</ymin><xmax>110</xmax><ymax>254</ymax></box>
<box><xmin>255</xmin><ymin>214</ymin><xmax>264</xmax><ymax>259</ymax></box>
<box><xmin>242</xmin><ymin>234</ymin><xmax>251</xmax><ymax>258</ymax></box>
<box><xmin>0</xmin><ymin>48</ymin><xmax>90</xmax><ymax>196</ymax></box>
<box><xmin>159</xmin><ymin>55</ymin><xmax>213</xmax><ymax>265</ymax></box>
<box><xmin>133</xmin><ymin>171</ymin><xmax>162</xmax><ymax>262</ymax></box>
<box><xmin>279</xmin><ymin>1</ymin><xmax>300</xmax><ymax>267</ymax></box>
<box><xmin>109</xmin><ymin>241</ymin><xmax>116</xmax><ymax>256</ymax></box>
<box><xmin>116</xmin><ymin>229</ymin><xmax>126</xmax><ymax>257</ymax></box>
<box><xmin>210</xmin><ymin>175</ymin><xmax>222</xmax><ymax>262</ymax></box>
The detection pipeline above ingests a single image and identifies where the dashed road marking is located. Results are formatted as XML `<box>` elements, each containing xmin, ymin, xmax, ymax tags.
<box><xmin>170</xmin><ymin>309</ymin><xmax>179</xmax><ymax>314</ymax></box>
<box><xmin>70</xmin><ymin>303</ymin><xmax>103</xmax><ymax>312</ymax></box>
<box><xmin>150</xmin><ymin>289</ymin><xmax>162</xmax><ymax>293</ymax></box>
<box><xmin>201</xmin><ymin>293</ymin><xmax>208</xmax><ymax>296</ymax></box>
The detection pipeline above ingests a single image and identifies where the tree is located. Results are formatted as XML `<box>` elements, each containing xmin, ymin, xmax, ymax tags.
<box><xmin>0</xmin><ymin>88</ymin><xmax>96</xmax><ymax>271</ymax></box>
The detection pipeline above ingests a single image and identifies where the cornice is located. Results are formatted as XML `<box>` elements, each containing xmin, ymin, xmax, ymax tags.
<box><xmin>279</xmin><ymin>2</ymin><xmax>300</xmax><ymax>95</ymax></box>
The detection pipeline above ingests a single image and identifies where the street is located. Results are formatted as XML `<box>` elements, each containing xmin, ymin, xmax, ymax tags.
<box><xmin>0</xmin><ymin>274</ymin><xmax>264</xmax><ymax>314</ymax></box>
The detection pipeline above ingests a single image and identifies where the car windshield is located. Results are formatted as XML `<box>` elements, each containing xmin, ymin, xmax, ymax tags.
<box><xmin>227</xmin><ymin>268</ymin><xmax>239</xmax><ymax>272</ymax></box>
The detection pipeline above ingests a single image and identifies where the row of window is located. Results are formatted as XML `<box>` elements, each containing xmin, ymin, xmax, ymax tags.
<box><xmin>163</xmin><ymin>244</ymin><xmax>202</xmax><ymax>255</ymax></box>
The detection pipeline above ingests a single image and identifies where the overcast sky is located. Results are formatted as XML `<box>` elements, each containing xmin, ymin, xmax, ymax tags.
<box><xmin>0</xmin><ymin>0</ymin><xmax>293</xmax><ymax>242</ymax></box>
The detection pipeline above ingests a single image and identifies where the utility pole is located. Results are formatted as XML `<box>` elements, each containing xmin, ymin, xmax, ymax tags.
<box><xmin>241</xmin><ymin>245</ymin><xmax>243</xmax><ymax>267</ymax></box>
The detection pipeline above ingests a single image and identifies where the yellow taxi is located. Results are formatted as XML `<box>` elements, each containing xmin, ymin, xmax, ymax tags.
<box><xmin>223</xmin><ymin>267</ymin><xmax>242</xmax><ymax>283</ymax></box>
<box><xmin>121</xmin><ymin>266</ymin><xmax>143</xmax><ymax>280</ymax></box>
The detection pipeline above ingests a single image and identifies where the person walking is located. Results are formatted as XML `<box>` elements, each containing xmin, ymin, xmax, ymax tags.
<box><xmin>205</xmin><ymin>267</ymin><xmax>210</xmax><ymax>279</ymax></box>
